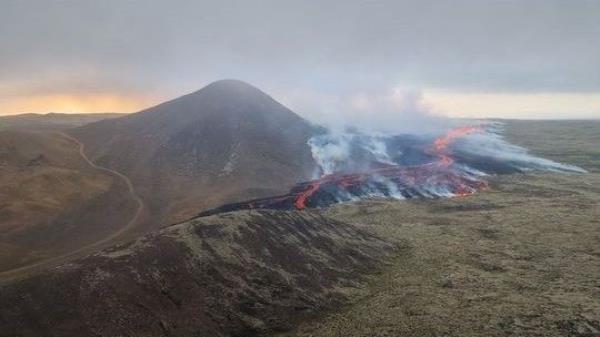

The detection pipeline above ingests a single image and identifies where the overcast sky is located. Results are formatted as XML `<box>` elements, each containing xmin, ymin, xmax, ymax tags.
<box><xmin>1</xmin><ymin>0</ymin><xmax>599</xmax><ymax>123</ymax></box>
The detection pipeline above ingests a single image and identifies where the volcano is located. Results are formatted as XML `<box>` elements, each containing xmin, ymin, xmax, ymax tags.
<box><xmin>70</xmin><ymin>80</ymin><xmax>320</xmax><ymax>229</ymax></box>
<box><xmin>69</xmin><ymin>80</ymin><xmax>585</xmax><ymax>222</ymax></box>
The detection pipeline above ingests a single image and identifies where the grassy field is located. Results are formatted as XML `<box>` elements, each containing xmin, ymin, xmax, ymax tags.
<box><xmin>280</xmin><ymin>120</ymin><xmax>600</xmax><ymax>337</ymax></box>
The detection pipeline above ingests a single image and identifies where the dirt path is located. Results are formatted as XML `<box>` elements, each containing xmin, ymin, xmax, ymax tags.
<box><xmin>0</xmin><ymin>132</ymin><xmax>145</xmax><ymax>284</ymax></box>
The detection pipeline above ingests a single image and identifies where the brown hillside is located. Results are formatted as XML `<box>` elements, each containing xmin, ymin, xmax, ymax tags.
<box><xmin>70</xmin><ymin>80</ymin><xmax>320</xmax><ymax>229</ymax></box>
<box><xmin>0</xmin><ymin>129</ymin><xmax>136</xmax><ymax>272</ymax></box>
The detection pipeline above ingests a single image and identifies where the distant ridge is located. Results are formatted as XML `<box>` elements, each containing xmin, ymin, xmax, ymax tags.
<box><xmin>0</xmin><ymin>112</ymin><xmax>126</xmax><ymax>129</ymax></box>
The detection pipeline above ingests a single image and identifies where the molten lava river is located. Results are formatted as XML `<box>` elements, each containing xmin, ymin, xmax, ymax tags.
<box><xmin>200</xmin><ymin>123</ymin><xmax>585</xmax><ymax>216</ymax></box>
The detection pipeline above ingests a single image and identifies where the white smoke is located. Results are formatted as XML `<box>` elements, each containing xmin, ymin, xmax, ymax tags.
<box><xmin>283</xmin><ymin>86</ymin><xmax>586</xmax><ymax>180</ymax></box>
<box><xmin>307</xmin><ymin>132</ymin><xmax>353</xmax><ymax>176</ymax></box>
<box><xmin>456</xmin><ymin>123</ymin><xmax>587</xmax><ymax>173</ymax></box>
<box><xmin>308</xmin><ymin>121</ymin><xmax>586</xmax><ymax>180</ymax></box>
<box><xmin>308</xmin><ymin>130</ymin><xmax>401</xmax><ymax>177</ymax></box>
<box><xmin>281</xmin><ymin>87</ymin><xmax>460</xmax><ymax>135</ymax></box>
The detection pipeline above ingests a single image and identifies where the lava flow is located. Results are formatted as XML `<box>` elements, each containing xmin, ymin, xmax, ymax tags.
<box><xmin>199</xmin><ymin>125</ymin><xmax>489</xmax><ymax>216</ymax></box>
<box><xmin>431</xmin><ymin>125</ymin><xmax>482</xmax><ymax>167</ymax></box>
<box><xmin>290</xmin><ymin>124</ymin><xmax>484</xmax><ymax>209</ymax></box>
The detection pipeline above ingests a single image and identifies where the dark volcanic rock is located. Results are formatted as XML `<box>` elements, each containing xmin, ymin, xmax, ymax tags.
<box><xmin>0</xmin><ymin>210</ymin><xmax>396</xmax><ymax>337</ymax></box>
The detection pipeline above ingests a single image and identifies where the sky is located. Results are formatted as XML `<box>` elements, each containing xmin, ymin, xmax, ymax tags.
<box><xmin>1</xmin><ymin>0</ymin><xmax>599</xmax><ymax>124</ymax></box>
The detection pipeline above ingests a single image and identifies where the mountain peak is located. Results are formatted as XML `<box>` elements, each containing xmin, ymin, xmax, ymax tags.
<box><xmin>205</xmin><ymin>78</ymin><xmax>256</xmax><ymax>89</ymax></box>
<box><xmin>71</xmin><ymin>80</ymin><xmax>318</xmax><ymax>221</ymax></box>
<box><xmin>192</xmin><ymin>79</ymin><xmax>264</xmax><ymax>97</ymax></box>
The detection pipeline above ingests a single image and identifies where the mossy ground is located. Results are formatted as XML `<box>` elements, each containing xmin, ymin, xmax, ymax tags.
<box><xmin>281</xmin><ymin>120</ymin><xmax>600</xmax><ymax>337</ymax></box>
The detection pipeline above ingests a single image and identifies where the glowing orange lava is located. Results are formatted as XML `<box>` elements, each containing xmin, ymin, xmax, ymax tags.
<box><xmin>200</xmin><ymin>125</ymin><xmax>489</xmax><ymax>215</ymax></box>
<box><xmin>431</xmin><ymin>125</ymin><xmax>482</xmax><ymax>167</ymax></box>
<box><xmin>294</xmin><ymin>181</ymin><xmax>323</xmax><ymax>210</ymax></box>
<box><xmin>291</xmin><ymin>125</ymin><xmax>484</xmax><ymax>209</ymax></box>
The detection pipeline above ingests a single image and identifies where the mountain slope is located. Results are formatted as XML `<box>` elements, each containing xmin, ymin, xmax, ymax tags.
<box><xmin>70</xmin><ymin>80</ymin><xmax>319</xmax><ymax>229</ymax></box>
<box><xmin>0</xmin><ymin>210</ymin><xmax>397</xmax><ymax>337</ymax></box>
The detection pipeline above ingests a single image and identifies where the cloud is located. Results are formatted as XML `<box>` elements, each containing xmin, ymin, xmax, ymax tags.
<box><xmin>421</xmin><ymin>91</ymin><xmax>600</xmax><ymax>119</ymax></box>
<box><xmin>0</xmin><ymin>0</ymin><xmax>599</xmax><ymax>117</ymax></box>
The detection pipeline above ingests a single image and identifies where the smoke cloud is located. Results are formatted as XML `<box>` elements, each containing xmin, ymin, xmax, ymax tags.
<box><xmin>308</xmin><ymin>122</ymin><xmax>586</xmax><ymax>182</ymax></box>
<box><xmin>280</xmin><ymin>87</ymin><xmax>462</xmax><ymax>135</ymax></box>
<box><xmin>455</xmin><ymin>123</ymin><xmax>588</xmax><ymax>173</ymax></box>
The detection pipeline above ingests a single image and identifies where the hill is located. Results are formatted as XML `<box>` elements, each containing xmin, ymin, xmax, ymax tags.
<box><xmin>70</xmin><ymin>80</ymin><xmax>320</xmax><ymax>230</ymax></box>
<box><xmin>0</xmin><ymin>210</ymin><xmax>397</xmax><ymax>337</ymax></box>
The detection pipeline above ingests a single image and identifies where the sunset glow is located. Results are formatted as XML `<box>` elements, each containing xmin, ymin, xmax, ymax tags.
<box><xmin>0</xmin><ymin>93</ymin><xmax>158</xmax><ymax>115</ymax></box>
